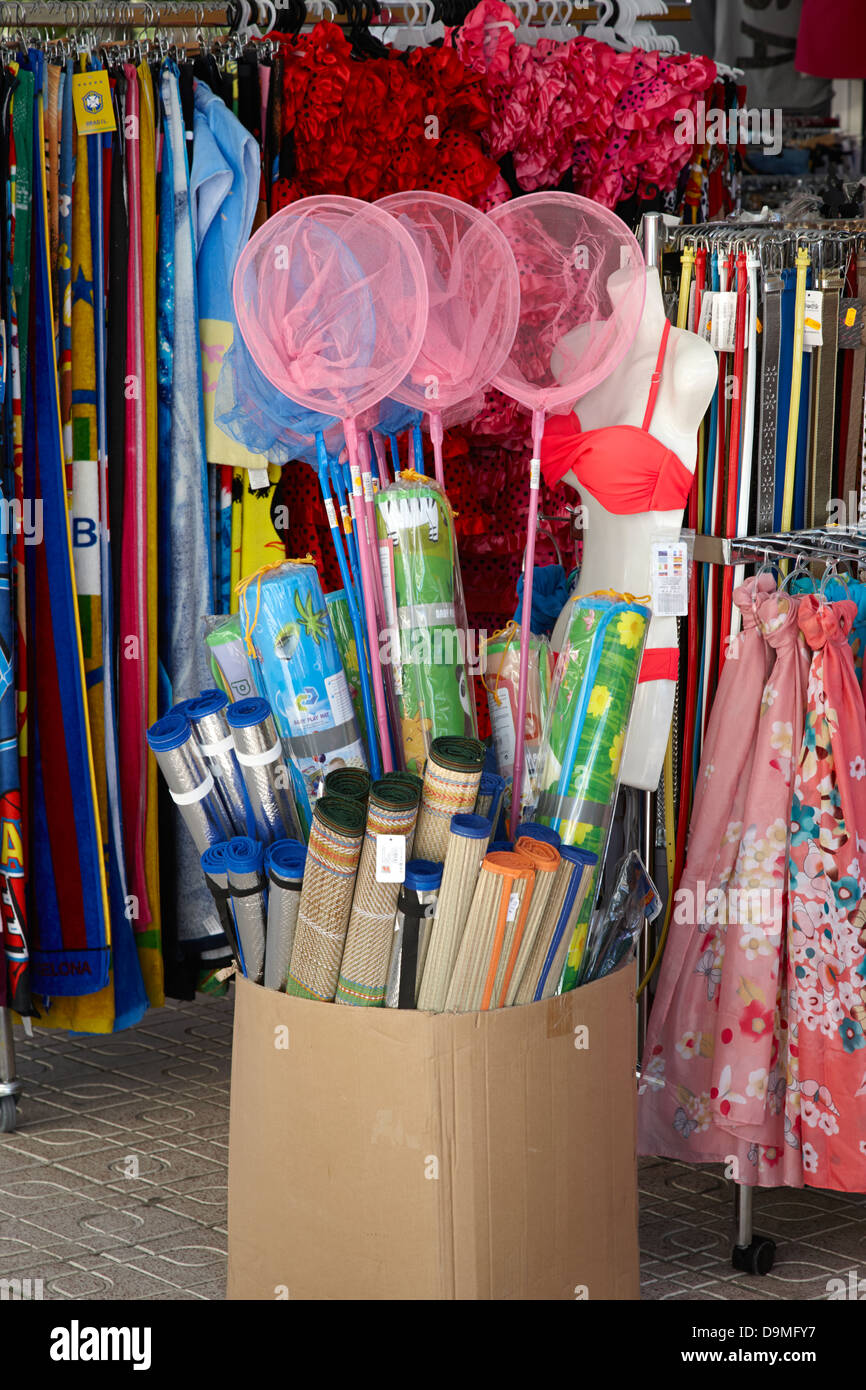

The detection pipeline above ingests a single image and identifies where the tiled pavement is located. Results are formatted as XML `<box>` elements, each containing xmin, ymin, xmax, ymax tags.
<box><xmin>2</xmin><ymin>994</ymin><xmax>866</xmax><ymax>1300</ymax></box>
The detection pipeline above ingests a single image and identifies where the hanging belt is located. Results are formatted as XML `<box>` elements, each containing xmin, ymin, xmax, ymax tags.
<box><xmin>843</xmin><ymin>253</ymin><xmax>866</xmax><ymax>505</ymax></box>
<box><xmin>781</xmin><ymin>248</ymin><xmax>810</xmax><ymax>534</ymax></box>
<box><xmin>756</xmin><ymin>272</ymin><xmax>782</xmax><ymax>533</ymax></box>
<box><xmin>808</xmin><ymin>267</ymin><xmax>842</xmax><ymax>528</ymax></box>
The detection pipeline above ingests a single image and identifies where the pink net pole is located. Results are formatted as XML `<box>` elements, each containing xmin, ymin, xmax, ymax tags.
<box><xmin>508</xmin><ymin>407</ymin><xmax>547</xmax><ymax>840</ymax></box>
<box><xmin>345</xmin><ymin>417</ymin><xmax>394</xmax><ymax>773</ymax></box>
<box><xmin>358</xmin><ymin>429</ymin><xmax>390</xmax><ymax>636</ymax></box>
<box><xmin>429</xmin><ymin>410</ymin><xmax>445</xmax><ymax>489</ymax></box>
<box><xmin>372</xmin><ymin>430</ymin><xmax>391</xmax><ymax>487</ymax></box>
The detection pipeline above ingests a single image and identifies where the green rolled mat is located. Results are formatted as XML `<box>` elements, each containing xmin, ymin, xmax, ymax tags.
<box><xmin>533</xmin><ymin>595</ymin><xmax>650</xmax><ymax>992</ymax></box>
<box><xmin>413</xmin><ymin>736</ymin><xmax>486</xmax><ymax>864</ymax></box>
<box><xmin>325</xmin><ymin>588</ymin><xmax>369</xmax><ymax>749</ymax></box>
<box><xmin>335</xmin><ymin>778</ymin><xmax>422</xmax><ymax>1007</ymax></box>
<box><xmin>286</xmin><ymin>795</ymin><xmax>367</xmax><ymax>1002</ymax></box>
<box><xmin>375</xmin><ymin>475</ymin><xmax>477</xmax><ymax>774</ymax></box>
<box><xmin>324</xmin><ymin>767</ymin><xmax>372</xmax><ymax>804</ymax></box>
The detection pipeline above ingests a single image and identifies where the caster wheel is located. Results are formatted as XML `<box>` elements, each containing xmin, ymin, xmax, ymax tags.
<box><xmin>0</xmin><ymin>1094</ymin><xmax>17</xmax><ymax>1134</ymax></box>
<box><xmin>732</xmin><ymin>1235</ymin><xmax>776</xmax><ymax>1276</ymax></box>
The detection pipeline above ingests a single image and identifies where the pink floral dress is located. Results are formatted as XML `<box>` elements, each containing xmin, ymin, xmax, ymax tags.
<box><xmin>787</xmin><ymin>597</ymin><xmax>866</xmax><ymax>1191</ymax></box>
<box><xmin>639</xmin><ymin>588</ymin><xmax>808</xmax><ymax>1185</ymax></box>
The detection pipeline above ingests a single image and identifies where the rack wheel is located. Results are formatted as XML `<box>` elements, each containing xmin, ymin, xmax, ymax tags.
<box><xmin>0</xmin><ymin>1094</ymin><xmax>17</xmax><ymax>1134</ymax></box>
<box><xmin>732</xmin><ymin>1235</ymin><xmax>776</xmax><ymax>1276</ymax></box>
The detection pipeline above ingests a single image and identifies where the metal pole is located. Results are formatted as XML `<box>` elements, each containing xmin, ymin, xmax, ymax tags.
<box><xmin>734</xmin><ymin>1182</ymin><xmax>753</xmax><ymax>1249</ymax></box>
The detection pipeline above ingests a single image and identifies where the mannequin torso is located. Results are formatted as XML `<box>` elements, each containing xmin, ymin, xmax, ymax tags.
<box><xmin>550</xmin><ymin>267</ymin><xmax>717</xmax><ymax>789</ymax></box>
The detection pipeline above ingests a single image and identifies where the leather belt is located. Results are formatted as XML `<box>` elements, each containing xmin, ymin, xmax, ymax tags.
<box><xmin>756</xmin><ymin>272</ymin><xmax>782</xmax><ymax>533</ymax></box>
<box><xmin>843</xmin><ymin>253</ymin><xmax>866</xmax><ymax>504</ymax></box>
<box><xmin>808</xmin><ymin>267</ymin><xmax>842</xmax><ymax>527</ymax></box>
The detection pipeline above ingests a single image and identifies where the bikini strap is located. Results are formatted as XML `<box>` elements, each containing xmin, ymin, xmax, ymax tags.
<box><xmin>642</xmin><ymin>318</ymin><xmax>672</xmax><ymax>430</ymax></box>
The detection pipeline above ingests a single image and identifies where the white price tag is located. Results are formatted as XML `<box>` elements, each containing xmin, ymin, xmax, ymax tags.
<box><xmin>530</xmin><ymin>457</ymin><xmax>541</xmax><ymax>489</ymax></box>
<box><xmin>324</xmin><ymin>496</ymin><xmax>337</xmax><ymax>528</ymax></box>
<box><xmin>248</xmin><ymin>467</ymin><xmax>271</xmax><ymax>490</ymax></box>
<box><xmin>697</xmin><ymin>291</ymin><xmax>714</xmax><ymax>344</ymax></box>
<box><xmin>804</xmin><ymin>289</ymin><xmax>823</xmax><ymax>350</ymax></box>
<box><xmin>363</xmin><ymin>472</ymin><xmax>375</xmax><ymax>503</ymax></box>
<box><xmin>376</xmin><ymin>834</ymin><xmax>406</xmax><ymax>884</ymax></box>
<box><xmin>650</xmin><ymin>541</ymin><xmax>689</xmax><ymax>618</ymax></box>
<box><xmin>710</xmin><ymin>291</ymin><xmax>737</xmax><ymax>353</ymax></box>
<box><xmin>506</xmin><ymin>891</ymin><xmax>520</xmax><ymax>923</ymax></box>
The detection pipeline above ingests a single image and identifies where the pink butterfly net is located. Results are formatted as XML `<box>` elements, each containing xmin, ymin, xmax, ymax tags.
<box><xmin>486</xmin><ymin>192</ymin><xmax>646</xmax><ymax>834</ymax></box>
<box><xmin>377</xmin><ymin>190</ymin><xmax>521</xmax><ymax>487</ymax></box>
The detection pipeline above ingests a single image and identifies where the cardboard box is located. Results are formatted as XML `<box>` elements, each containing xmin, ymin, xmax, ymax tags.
<box><xmin>227</xmin><ymin>962</ymin><xmax>639</xmax><ymax>1300</ymax></box>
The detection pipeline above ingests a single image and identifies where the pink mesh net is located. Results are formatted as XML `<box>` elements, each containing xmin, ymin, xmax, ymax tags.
<box><xmin>232</xmin><ymin>194</ymin><xmax>429</xmax><ymax>421</ymax></box>
<box><xmin>488</xmin><ymin>192</ymin><xmax>646</xmax><ymax>414</ymax></box>
<box><xmin>377</xmin><ymin>191</ymin><xmax>520</xmax><ymax>418</ymax></box>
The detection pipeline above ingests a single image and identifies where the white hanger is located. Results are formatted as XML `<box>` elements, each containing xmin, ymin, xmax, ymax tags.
<box><xmin>384</xmin><ymin>0</ymin><xmax>421</xmax><ymax>50</ymax></box>
<box><xmin>419</xmin><ymin>0</ymin><xmax>445</xmax><ymax>46</ymax></box>
<box><xmin>513</xmin><ymin>0</ymin><xmax>537</xmax><ymax>48</ymax></box>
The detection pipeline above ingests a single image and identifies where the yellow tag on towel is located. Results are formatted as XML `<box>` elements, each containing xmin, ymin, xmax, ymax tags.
<box><xmin>72</xmin><ymin>71</ymin><xmax>116</xmax><ymax>136</ymax></box>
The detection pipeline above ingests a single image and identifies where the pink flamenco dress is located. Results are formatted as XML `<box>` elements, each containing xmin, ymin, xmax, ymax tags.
<box><xmin>639</xmin><ymin>584</ymin><xmax>808</xmax><ymax>1186</ymax></box>
<box><xmin>787</xmin><ymin>596</ymin><xmax>866</xmax><ymax>1192</ymax></box>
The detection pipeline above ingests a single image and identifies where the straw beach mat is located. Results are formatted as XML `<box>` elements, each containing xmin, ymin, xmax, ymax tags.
<box><xmin>226</xmin><ymin>837</ymin><xmax>268</xmax><ymax>984</ymax></box>
<box><xmin>513</xmin><ymin>847</ymin><xmax>596</xmax><ymax>1005</ymax></box>
<box><xmin>335</xmin><ymin>778</ymin><xmax>421</xmax><ymax>1006</ymax></box>
<box><xmin>324</xmin><ymin>767</ymin><xmax>371</xmax><ymax>805</ymax></box>
<box><xmin>474</xmin><ymin>770</ymin><xmax>506</xmax><ymax>845</ymax></box>
<box><xmin>413</xmin><ymin>736</ymin><xmax>485</xmax><ymax>862</ymax></box>
<box><xmin>443</xmin><ymin>850</ymin><xmax>535</xmax><ymax>1014</ymax></box>
<box><xmin>263</xmin><ymin>840</ymin><xmax>306</xmax><ymax>992</ymax></box>
<box><xmin>501</xmin><ymin>835</ymin><xmax>560</xmax><ymax>1007</ymax></box>
<box><xmin>415</xmin><ymin>813</ymin><xmax>490</xmax><ymax>1012</ymax></box>
<box><xmin>286</xmin><ymin>795</ymin><xmax>366</xmax><ymax>1001</ymax></box>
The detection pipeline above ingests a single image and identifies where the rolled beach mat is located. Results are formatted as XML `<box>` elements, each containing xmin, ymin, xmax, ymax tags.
<box><xmin>416</xmin><ymin>813</ymin><xmax>490</xmax><ymax>1012</ymax></box>
<box><xmin>264</xmin><ymin>839</ymin><xmax>307</xmax><ymax>992</ymax></box>
<box><xmin>375</xmin><ymin>475</ymin><xmax>477</xmax><ymax>774</ymax></box>
<box><xmin>226</xmin><ymin>837</ymin><xmax>268</xmax><ymax>984</ymax></box>
<box><xmin>501</xmin><ymin>836</ymin><xmax>561</xmax><ymax>1006</ymax></box>
<box><xmin>381</xmin><ymin>770</ymin><xmax>424</xmax><ymax>853</ymax></box>
<box><xmin>286</xmin><ymin>795</ymin><xmax>366</xmax><ymax>1001</ymax></box>
<box><xmin>514</xmin><ymin>847</ymin><xmax>597</xmax><ymax>1005</ymax></box>
<box><xmin>200</xmin><ymin>842</ymin><xmax>240</xmax><ymax>960</ymax></box>
<box><xmin>534</xmin><ymin>595</ymin><xmax>648</xmax><ymax>990</ymax></box>
<box><xmin>475</xmin><ymin>770</ymin><xmax>506</xmax><ymax>845</ymax></box>
<box><xmin>239</xmin><ymin>561</ymin><xmax>367</xmax><ymax>805</ymax></box>
<box><xmin>336</xmin><ymin>779</ymin><xmax>422</xmax><ymax>1006</ymax></box>
<box><xmin>385</xmin><ymin>859</ymin><xmax>443</xmax><ymax>1009</ymax></box>
<box><xmin>226</xmin><ymin>697</ymin><xmax>303</xmax><ymax>844</ymax></box>
<box><xmin>324</xmin><ymin>766</ymin><xmax>372</xmax><ymax>804</ymax></box>
<box><xmin>185</xmin><ymin>688</ymin><xmax>250</xmax><ymax>835</ymax></box>
<box><xmin>443</xmin><ymin>850</ymin><xmax>534</xmax><ymax>1014</ymax></box>
<box><xmin>413</xmin><ymin>736</ymin><xmax>485</xmax><ymax>863</ymax></box>
<box><xmin>517</xmin><ymin>820</ymin><xmax>562</xmax><ymax>851</ymax></box>
<box><xmin>483</xmin><ymin>622</ymin><xmax>552</xmax><ymax>810</ymax></box>
<box><xmin>147</xmin><ymin>711</ymin><xmax>234</xmax><ymax>851</ymax></box>
<box><xmin>325</xmin><ymin>587</ymin><xmax>369</xmax><ymax>749</ymax></box>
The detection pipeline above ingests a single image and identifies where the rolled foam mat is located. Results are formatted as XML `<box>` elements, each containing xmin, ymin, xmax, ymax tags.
<box><xmin>385</xmin><ymin>859</ymin><xmax>443</xmax><ymax>1009</ymax></box>
<box><xmin>226</xmin><ymin>837</ymin><xmax>268</xmax><ymax>984</ymax></box>
<box><xmin>147</xmin><ymin>711</ymin><xmax>234</xmax><ymax>851</ymax></box>
<box><xmin>226</xmin><ymin>697</ymin><xmax>303</xmax><ymax>844</ymax></box>
<box><xmin>264</xmin><ymin>839</ymin><xmax>307</xmax><ymax>992</ymax></box>
<box><xmin>185</xmin><ymin>688</ymin><xmax>250</xmax><ymax>835</ymax></box>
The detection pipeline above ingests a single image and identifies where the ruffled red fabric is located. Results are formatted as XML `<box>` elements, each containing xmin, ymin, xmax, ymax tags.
<box><xmin>449</xmin><ymin>0</ymin><xmax>717</xmax><ymax>207</ymax></box>
<box><xmin>272</xmin><ymin>23</ymin><xmax>499</xmax><ymax>208</ymax></box>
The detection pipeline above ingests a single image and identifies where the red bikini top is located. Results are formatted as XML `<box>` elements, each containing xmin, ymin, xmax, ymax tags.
<box><xmin>540</xmin><ymin>320</ymin><xmax>695</xmax><ymax>513</ymax></box>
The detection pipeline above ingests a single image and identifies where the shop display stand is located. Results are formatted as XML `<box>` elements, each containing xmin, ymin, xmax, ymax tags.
<box><xmin>0</xmin><ymin>1005</ymin><xmax>20</xmax><ymax>1134</ymax></box>
<box><xmin>698</xmin><ymin>527</ymin><xmax>866</xmax><ymax>1275</ymax></box>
